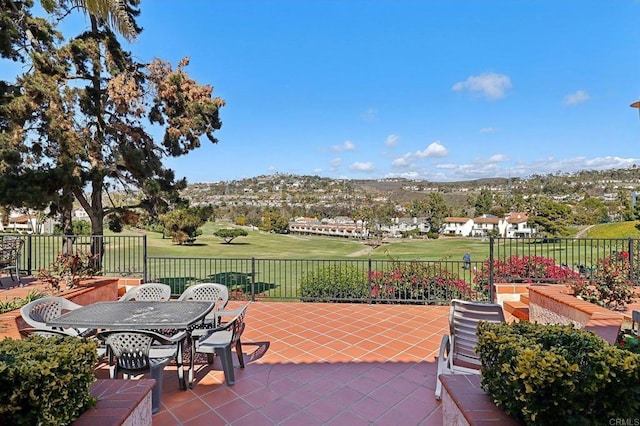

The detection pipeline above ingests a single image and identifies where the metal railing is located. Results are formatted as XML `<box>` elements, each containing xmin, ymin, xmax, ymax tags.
<box><xmin>490</xmin><ymin>237</ymin><xmax>640</xmax><ymax>283</ymax></box>
<box><xmin>145</xmin><ymin>256</ymin><xmax>489</xmax><ymax>303</ymax></box>
<box><xmin>9</xmin><ymin>234</ymin><xmax>640</xmax><ymax>305</ymax></box>
<box><xmin>11</xmin><ymin>234</ymin><xmax>146</xmax><ymax>278</ymax></box>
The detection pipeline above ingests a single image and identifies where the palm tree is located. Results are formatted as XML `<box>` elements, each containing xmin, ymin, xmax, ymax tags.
<box><xmin>72</xmin><ymin>0</ymin><xmax>138</xmax><ymax>41</ymax></box>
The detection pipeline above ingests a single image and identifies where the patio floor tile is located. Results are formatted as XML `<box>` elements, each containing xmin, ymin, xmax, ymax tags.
<box><xmin>86</xmin><ymin>301</ymin><xmax>450</xmax><ymax>425</ymax></box>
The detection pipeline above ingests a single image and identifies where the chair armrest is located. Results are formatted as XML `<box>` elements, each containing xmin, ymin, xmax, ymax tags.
<box><xmin>212</xmin><ymin>303</ymin><xmax>251</xmax><ymax>325</ymax></box>
<box><xmin>156</xmin><ymin>330</ymin><xmax>188</xmax><ymax>344</ymax></box>
<box><xmin>438</xmin><ymin>334</ymin><xmax>451</xmax><ymax>366</ymax></box>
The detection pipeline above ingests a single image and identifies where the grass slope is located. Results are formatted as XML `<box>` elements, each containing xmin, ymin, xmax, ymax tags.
<box><xmin>585</xmin><ymin>221</ymin><xmax>640</xmax><ymax>239</ymax></box>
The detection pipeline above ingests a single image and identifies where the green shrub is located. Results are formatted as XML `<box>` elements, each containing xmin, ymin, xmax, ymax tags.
<box><xmin>0</xmin><ymin>336</ymin><xmax>98</xmax><ymax>425</ymax></box>
<box><xmin>617</xmin><ymin>329</ymin><xmax>640</xmax><ymax>354</ymax></box>
<box><xmin>477</xmin><ymin>321</ymin><xmax>640</xmax><ymax>425</ymax></box>
<box><xmin>300</xmin><ymin>265</ymin><xmax>368</xmax><ymax>301</ymax></box>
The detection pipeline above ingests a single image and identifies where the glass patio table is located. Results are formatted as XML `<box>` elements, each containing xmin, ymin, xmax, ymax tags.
<box><xmin>47</xmin><ymin>300</ymin><xmax>215</xmax><ymax>391</ymax></box>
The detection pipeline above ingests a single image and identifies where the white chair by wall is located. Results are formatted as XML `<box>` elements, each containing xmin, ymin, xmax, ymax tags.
<box><xmin>435</xmin><ymin>299</ymin><xmax>506</xmax><ymax>400</ymax></box>
<box><xmin>20</xmin><ymin>296</ymin><xmax>95</xmax><ymax>337</ymax></box>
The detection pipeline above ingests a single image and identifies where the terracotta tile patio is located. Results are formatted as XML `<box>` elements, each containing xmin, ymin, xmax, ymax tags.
<box><xmin>93</xmin><ymin>301</ymin><xmax>452</xmax><ymax>425</ymax></box>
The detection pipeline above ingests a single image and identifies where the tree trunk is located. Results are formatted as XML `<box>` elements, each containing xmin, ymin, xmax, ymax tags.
<box><xmin>61</xmin><ymin>189</ymin><xmax>75</xmax><ymax>255</ymax></box>
<box><xmin>90</xmin><ymin>179</ymin><xmax>105</xmax><ymax>268</ymax></box>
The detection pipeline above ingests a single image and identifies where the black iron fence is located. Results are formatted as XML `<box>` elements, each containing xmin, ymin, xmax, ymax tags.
<box><xmin>490</xmin><ymin>237</ymin><xmax>640</xmax><ymax>284</ymax></box>
<box><xmin>12</xmin><ymin>234</ymin><xmax>146</xmax><ymax>278</ymax></box>
<box><xmin>8</xmin><ymin>234</ymin><xmax>640</xmax><ymax>305</ymax></box>
<box><xmin>145</xmin><ymin>256</ymin><xmax>487</xmax><ymax>304</ymax></box>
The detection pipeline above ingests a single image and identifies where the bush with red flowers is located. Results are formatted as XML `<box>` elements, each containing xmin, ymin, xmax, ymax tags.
<box><xmin>570</xmin><ymin>251</ymin><xmax>636</xmax><ymax>310</ymax></box>
<box><xmin>474</xmin><ymin>255</ymin><xmax>583</xmax><ymax>295</ymax></box>
<box><xmin>369</xmin><ymin>260</ymin><xmax>477</xmax><ymax>303</ymax></box>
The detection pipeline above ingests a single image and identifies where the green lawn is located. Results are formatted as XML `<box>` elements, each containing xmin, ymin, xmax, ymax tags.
<box><xmin>71</xmin><ymin>221</ymin><xmax>640</xmax><ymax>298</ymax></box>
<box><xmin>145</xmin><ymin>222</ymin><xmax>492</xmax><ymax>262</ymax></box>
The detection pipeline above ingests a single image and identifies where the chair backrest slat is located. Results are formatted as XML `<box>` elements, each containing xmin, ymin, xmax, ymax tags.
<box><xmin>449</xmin><ymin>299</ymin><xmax>505</xmax><ymax>368</ymax></box>
<box><xmin>119</xmin><ymin>283</ymin><xmax>171</xmax><ymax>302</ymax></box>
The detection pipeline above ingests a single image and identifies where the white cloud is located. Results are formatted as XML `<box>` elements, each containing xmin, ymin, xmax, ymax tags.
<box><xmin>350</xmin><ymin>161</ymin><xmax>375</xmax><ymax>172</ymax></box>
<box><xmin>564</xmin><ymin>90</ymin><xmax>590</xmax><ymax>106</ymax></box>
<box><xmin>385</xmin><ymin>134</ymin><xmax>400</xmax><ymax>147</ymax></box>
<box><xmin>329</xmin><ymin>157</ymin><xmax>342</xmax><ymax>171</ymax></box>
<box><xmin>488</xmin><ymin>154</ymin><xmax>508</xmax><ymax>162</ymax></box>
<box><xmin>452</xmin><ymin>73</ymin><xmax>512</xmax><ymax>100</ymax></box>
<box><xmin>391</xmin><ymin>141</ymin><xmax>448</xmax><ymax>169</ymax></box>
<box><xmin>268</xmin><ymin>165</ymin><xmax>277</xmax><ymax>172</ymax></box>
<box><xmin>360</xmin><ymin>108</ymin><xmax>378</xmax><ymax>122</ymax></box>
<box><xmin>381</xmin><ymin>153</ymin><xmax>640</xmax><ymax>183</ymax></box>
<box><xmin>332</xmin><ymin>140</ymin><xmax>356</xmax><ymax>152</ymax></box>
<box><xmin>392</xmin><ymin>153</ymin><xmax>412</xmax><ymax>167</ymax></box>
<box><xmin>480</xmin><ymin>127</ymin><xmax>497</xmax><ymax>134</ymax></box>
<box><xmin>415</xmin><ymin>141</ymin><xmax>448</xmax><ymax>158</ymax></box>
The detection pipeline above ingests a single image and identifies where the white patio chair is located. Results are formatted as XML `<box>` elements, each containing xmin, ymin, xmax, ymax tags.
<box><xmin>20</xmin><ymin>296</ymin><xmax>95</xmax><ymax>337</ymax></box>
<box><xmin>189</xmin><ymin>302</ymin><xmax>250</xmax><ymax>388</ymax></box>
<box><xmin>96</xmin><ymin>329</ymin><xmax>188</xmax><ymax>414</ymax></box>
<box><xmin>119</xmin><ymin>283</ymin><xmax>172</xmax><ymax>301</ymax></box>
<box><xmin>435</xmin><ymin>299</ymin><xmax>506</xmax><ymax>400</ymax></box>
<box><xmin>178</xmin><ymin>283</ymin><xmax>229</xmax><ymax>330</ymax></box>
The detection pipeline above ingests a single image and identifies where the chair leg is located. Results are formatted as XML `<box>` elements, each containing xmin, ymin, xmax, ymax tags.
<box><xmin>109</xmin><ymin>354</ymin><xmax>117</xmax><ymax>379</ymax></box>
<box><xmin>189</xmin><ymin>337</ymin><xmax>196</xmax><ymax>389</ymax></box>
<box><xmin>215</xmin><ymin>346</ymin><xmax>235</xmax><ymax>385</ymax></box>
<box><xmin>150</xmin><ymin>366</ymin><xmax>164</xmax><ymax>414</ymax></box>
<box><xmin>235</xmin><ymin>340</ymin><xmax>245</xmax><ymax>368</ymax></box>
<box><xmin>435</xmin><ymin>334</ymin><xmax>450</xmax><ymax>400</ymax></box>
<box><xmin>176</xmin><ymin>340</ymin><xmax>185</xmax><ymax>390</ymax></box>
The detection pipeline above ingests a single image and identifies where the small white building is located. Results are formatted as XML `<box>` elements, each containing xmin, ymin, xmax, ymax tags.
<box><xmin>379</xmin><ymin>217</ymin><xmax>430</xmax><ymax>237</ymax></box>
<box><xmin>471</xmin><ymin>215</ymin><xmax>504</xmax><ymax>237</ymax></box>
<box><xmin>441</xmin><ymin>217</ymin><xmax>474</xmax><ymax>236</ymax></box>
<box><xmin>0</xmin><ymin>211</ymin><xmax>56</xmax><ymax>234</ymax></box>
<box><xmin>504</xmin><ymin>212</ymin><xmax>536</xmax><ymax>238</ymax></box>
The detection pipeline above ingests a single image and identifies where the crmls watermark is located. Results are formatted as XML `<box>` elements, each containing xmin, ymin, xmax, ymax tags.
<box><xmin>609</xmin><ymin>418</ymin><xmax>640</xmax><ymax>426</ymax></box>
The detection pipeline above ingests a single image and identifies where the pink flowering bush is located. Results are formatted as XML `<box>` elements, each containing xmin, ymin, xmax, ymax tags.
<box><xmin>474</xmin><ymin>255</ymin><xmax>583</xmax><ymax>296</ymax></box>
<box><xmin>369</xmin><ymin>261</ymin><xmax>477</xmax><ymax>302</ymax></box>
<box><xmin>570</xmin><ymin>251</ymin><xmax>636</xmax><ymax>310</ymax></box>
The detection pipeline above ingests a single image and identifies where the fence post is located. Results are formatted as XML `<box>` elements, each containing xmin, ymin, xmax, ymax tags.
<box><xmin>26</xmin><ymin>234</ymin><xmax>32</xmax><ymax>276</ymax></box>
<box><xmin>142</xmin><ymin>234</ymin><xmax>147</xmax><ymax>283</ymax></box>
<box><xmin>367</xmin><ymin>257</ymin><xmax>372</xmax><ymax>304</ymax></box>
<box><xmin>489</xmin><ymin>237</ymin><xmax>495</xmax><ymax>302</ymax></box>
<box><xmin>251</xmin><ymin>257</ymin><xmax>256</xmax><ymax>302</ymax></box>
<box><xmin>628</xmin><ymin>238</ymin><xmax>634</xmax><ymax>283</ymax></box>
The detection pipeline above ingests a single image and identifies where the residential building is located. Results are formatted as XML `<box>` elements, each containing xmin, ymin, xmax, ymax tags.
<box><xmin>441</xmin><ymin>217</ymin><xmax>474</xmax><ymax>236</ymax></box>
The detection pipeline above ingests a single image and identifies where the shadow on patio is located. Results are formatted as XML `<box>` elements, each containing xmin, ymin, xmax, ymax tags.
<box><xmin>93</xmin><ymin>302</ymin><xmax>450</xmax><ymax>425</ymax></box>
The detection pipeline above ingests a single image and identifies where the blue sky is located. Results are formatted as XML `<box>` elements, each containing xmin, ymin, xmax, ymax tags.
<box><xmin>8</xmin><ymin>1</ymin><xmax>640</xmax><ymax>184</ymax></box>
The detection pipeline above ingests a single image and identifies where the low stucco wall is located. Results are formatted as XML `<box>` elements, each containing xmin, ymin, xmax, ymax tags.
<box><xmin>528</xmin><ymin>284</ymin><xmax>623</xmax><ymax>344</ymax></box>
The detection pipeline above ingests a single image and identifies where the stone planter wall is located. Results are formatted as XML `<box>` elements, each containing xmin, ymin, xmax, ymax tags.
<box><xmin>0</xmin><ymin>277</ymin><xmax>142</xmax><ymax>340</ymax></box>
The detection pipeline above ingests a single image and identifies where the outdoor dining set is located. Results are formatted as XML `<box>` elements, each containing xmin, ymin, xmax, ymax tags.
<box><xmin>19</xmin><ymin>283</ymin><xmax>250</xmax><ymax>414</ymax></box>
